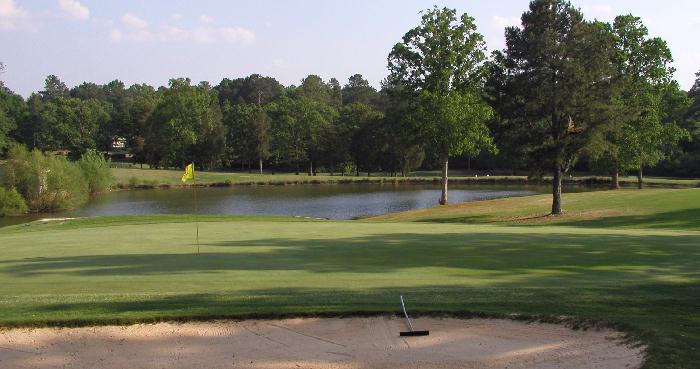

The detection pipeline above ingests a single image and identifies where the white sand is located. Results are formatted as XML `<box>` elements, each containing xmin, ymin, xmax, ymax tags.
<box><xmin>0</xmin><ymin>317</ymin><xmax>644</xmax><ymax>369</ymax></box>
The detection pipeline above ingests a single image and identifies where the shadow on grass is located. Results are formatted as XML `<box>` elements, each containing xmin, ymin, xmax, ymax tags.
<box><xmin>2</xmin><ymin>283</ymin><xmax>699</xmax><ymax>368</ymax></box>
<box><xmin>1</xmin><ymin>231</ymin><xmax>699</xmax><ymax>285</ymax></box>
<box><xmin>556</xmin><ymin>208</ymin><xmax>700</xmax><ymax>231</ymax></box>
<box><xmin>415</xmin><ymin>208</ymin><xmax>700</xmax><ymax>231</ymax></box>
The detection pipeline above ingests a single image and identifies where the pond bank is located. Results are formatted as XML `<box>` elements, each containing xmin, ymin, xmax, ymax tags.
<box><xmin>112</xmin><ymin>170</ymin><xmax>700</xmax><ymax>190</ymax></box>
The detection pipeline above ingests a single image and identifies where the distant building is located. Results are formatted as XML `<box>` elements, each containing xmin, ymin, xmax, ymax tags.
<box><xmin>111</xmin><ymin>136</ymin><xmax>127</xmax><ymax>151</ymax></box>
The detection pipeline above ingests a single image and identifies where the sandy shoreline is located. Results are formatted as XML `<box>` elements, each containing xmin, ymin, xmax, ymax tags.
<box><xmin>0</xmin><ymin>316</ymin><xmax>644</xmax><ymax>369</ymax></box>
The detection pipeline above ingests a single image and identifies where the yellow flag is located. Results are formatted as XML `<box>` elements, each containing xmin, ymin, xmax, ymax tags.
<box><xmin>181</xmin><ymin>163</ymin><xmax>195</xmax><ymax>182</ymax></box>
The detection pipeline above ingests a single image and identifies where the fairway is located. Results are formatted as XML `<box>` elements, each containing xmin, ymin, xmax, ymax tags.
<box><xmin>0</xmin><ymin>207</ymin><xmax>699</xmax><ymax>368</ymax></box>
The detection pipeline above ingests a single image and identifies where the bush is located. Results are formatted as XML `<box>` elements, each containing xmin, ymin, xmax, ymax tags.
<box><xmin>342</xmin><ymin>162</ymin><xmax>357</xmax><ymax>176</ymax></box>
<box><xmin>1</xmin><ymin>145</ymin><xmax>88</xmax><ymax>212</ymax></box>
<box><xmin>128</xmin><ymin>176</ymin><xmax>138</xmax><ymax>188</ymax></box>
<box><xmin>78</xmin><ymin>149</ymin><xmax>113</xmax><ymax>194</ymax></box>
<box><xmin>0</xmin><ymin>187</ymin><xmax>28</xmax><ymax>216</ymax></box>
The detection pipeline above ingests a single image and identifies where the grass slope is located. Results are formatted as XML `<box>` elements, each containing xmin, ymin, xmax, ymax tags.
<box><xmin>371</xmin><ymin>188</ymin><xmax>700</xmax><ymax>231</ymax></box>
<box><xmin>0</xmin><ymin>209</ymin><xmax>699</xmax><ymax>368</ymax></box>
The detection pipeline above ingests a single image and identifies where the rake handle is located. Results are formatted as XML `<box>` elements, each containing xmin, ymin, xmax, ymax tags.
<box><xmin>400</xmin><ymin>295</ymin><xmax>414</xmax><ymax>332</ymax></box>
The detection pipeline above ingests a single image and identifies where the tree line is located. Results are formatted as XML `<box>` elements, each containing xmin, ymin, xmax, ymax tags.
<box><xmin>1</xmin><ymin>0</ymin><xmax>699</xmax><ymax>214</ymax></box>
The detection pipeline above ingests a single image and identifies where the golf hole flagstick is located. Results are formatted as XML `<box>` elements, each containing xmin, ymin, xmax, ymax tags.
<box><xmin>399</xmin><ymin>295</ymin><xmax>429</xmax><ymax>337</ymax></box>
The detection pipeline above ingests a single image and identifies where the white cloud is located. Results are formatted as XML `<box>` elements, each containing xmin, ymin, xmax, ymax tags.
<box><xmin>113</xmin><ymin>23</ymin><xmax>255</xmax><ymax>45</ymax></box>
<box><xmin>122</xmin><ymin>13</ymin><xmax>148</xmax><ymax>29</ymax></box>
<box><xmin>199</xmin><ymin>15</ymin><xmax>214</xmax><ymax>24</ymax></box>
<box><xmin>491</xmin><ymin>15</ymin><xmax>520</xmax><ymax>28</ymax></box>
<box><xmin>0</xmin><ymin>0</ymin><xmax>28</xmax><ymax>29</ymax></box>
<box><xmin>58</xmin><ymin>0</ymin><xmax>89</xmax><ymax>21</ymax></box>
<box><xmin>218</xmin><ymin>26</ymin><xmax>255</xmax><ymax>44</ymax></box>
<box><xmin>584</xmin><ymin>4</ymin><xmax>614</xmax><ymax>14</ymax></box>
<box><xmin>109</xmin><ymin>28</ymin><xmax>123</xmax><ymax>42</ymax></box>
<box><xmin>171</xmin><ymin>13</ymin><xmax>183</xmax><ymax>21</ymax></box>
<box><xmin>0</xmin><ymin>0</ymin><xmax>25</xmax><ymax>18</ymax></box>
<box><xmin>159</xmin><ymin>25</ymin><xmax>186</xmax><ymax>42</ymax></box>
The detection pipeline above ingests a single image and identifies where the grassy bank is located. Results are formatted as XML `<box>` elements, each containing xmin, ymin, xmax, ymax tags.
<box><xmin>0</xmin><ymin>201</ymin><xmax>699</xmax><ymax>367</ymax></box>
<box><xmin>371</xmin><ymin>188</ymin><xmax>700</xmax><ymax>230</ymax></box>
<box><xmin>111</xmin><ymin>167</ymin><xmax>700</xmax><ymax>188</ymax></box>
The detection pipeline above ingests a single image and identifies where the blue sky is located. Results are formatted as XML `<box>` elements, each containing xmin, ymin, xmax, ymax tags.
<box><xmin>2</xmin><ymin>0</ymin><xmax>699</xmax><ymax>97</ymax></box>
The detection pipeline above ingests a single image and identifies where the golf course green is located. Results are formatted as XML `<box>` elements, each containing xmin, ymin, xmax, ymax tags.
<box><xmin>0</xmin><ymin>188</ymin><xmax>698</xmax><ymax>368</ymax></box>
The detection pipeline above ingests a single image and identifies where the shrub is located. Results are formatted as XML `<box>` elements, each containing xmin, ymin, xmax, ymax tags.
<box><xmin>1</xmin><ymin>145</ymin><xmax>88</xmax><ymax>212</ymax></box>
<box><xmin>0</xmin><ymin>187</ymin><xmax>28</xmax><ymax>216</ymax></box>
<box><xmin>78</xmin><ymin>149</ymin><xmax>113</xmax><ymax>194</ymax></box>
<box><xmin>342</xmin><ymin>162</ymin><xmax>357</xmax><ymax>176</ymax></box>
<box><xmin>128</xmin><ymin>176</ymin><xmax>138</xmax><ymax>188</ymax></box>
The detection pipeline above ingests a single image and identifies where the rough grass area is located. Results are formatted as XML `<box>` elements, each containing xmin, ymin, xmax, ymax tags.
<box><xmin>0</xmin><ymin>211</ymin><xmax>698</xmax><ymax>368</ymax></box>
<box><xmin>371</xmin><ymin>188</ymin><xmax>700</xmax><ymax>231</ymax></box>
<box><xmin>110</xmin><ymin>167</ymin><xmax>700</xmax><ymax>188</ymax></box>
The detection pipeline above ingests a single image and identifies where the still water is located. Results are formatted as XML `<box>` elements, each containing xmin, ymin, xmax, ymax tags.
<box><xmin>0</xmin><ymin>183</ymin><xmax>588</xmax><ymax>227</ymax></box>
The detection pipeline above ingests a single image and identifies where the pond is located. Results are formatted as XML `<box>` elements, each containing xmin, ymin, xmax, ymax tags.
<box><xmin>0</xmin><ymin>183</ymin><xmax>592</xmax><ymax>227</ymax></box>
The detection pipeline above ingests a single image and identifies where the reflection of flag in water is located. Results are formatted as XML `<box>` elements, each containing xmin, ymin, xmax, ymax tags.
<box><xmin>181</xmin><ymin>163</ymin><xmax>195</xmax><ymax>182</ymax></box>
<box><xmin>181</xmin><ymin>163</ymin><xmax>199</xmax><ymax>254</ymax></box>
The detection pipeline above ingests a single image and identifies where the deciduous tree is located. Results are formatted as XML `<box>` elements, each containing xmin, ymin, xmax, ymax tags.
<box><xmin>389</xmin><ymin>6</ymin><xmax>494</xmax><ymax>205</ymax></box>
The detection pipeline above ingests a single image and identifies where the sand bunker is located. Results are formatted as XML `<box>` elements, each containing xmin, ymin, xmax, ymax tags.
<box><xmin>0</xmin><ymin>317</ymin><xmax>644</xmax><ymax>369</ymax></box>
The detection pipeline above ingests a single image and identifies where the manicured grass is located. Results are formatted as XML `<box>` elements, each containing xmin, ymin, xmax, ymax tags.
<box><xmin>371</xmin><ymin>188</ymin><xmax>700</xmax><ymax>230</ymax></box>
<box><xmin>111</xmin><ymin>168</ymin><xmax>429</xmax><ymax>187</ymax></box>
<box><xmin>111</xmin><ymin>167</ymin><xmax>700</xmax><ymax>188</ymax></box>
<box><xmin>0</xmin><ymin>211</ymin><xmax>698</xmax><ymax>368</ymax></box>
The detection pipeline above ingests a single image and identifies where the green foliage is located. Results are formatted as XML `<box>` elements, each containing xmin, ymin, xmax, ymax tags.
<box><xmin>77</xmin><ymin>149</ymin><xmax>113</xmax><ymax>194</ymax></box>
<box><xmin>588</xmin><ymin>15</ymin><xmax>689</xmax><ymax>180</ymax></box>
<box><xmin>222</xmin><ymin>103</ymin><xmax>270</xmax><ymax>169</ymax></box>
<box><xmin>334</xmin><ymin>103</ymin><xmax>384</xmax><ymax>173</ymax></box>
<box><xmin>1</xmin><ymin>145</ymin><xmax>88</xmax><ymax>212</ymax></box>
<box><xmin>342</xmin><ymin>74</ymin><xmax>379</xmax><ymax>107</ymax></box>
<box><xmin>0</xmin><ymin>84</ymin><xmax>27</xmax><ymax>152</ymax></box>
<box><xmin>0</xmin><ymin>187</ymin><xmax>28</xmax><ymax>216</ymax></box>
<box><xmin>389</xmin><ymin>6</ymin><xmax>494</xmax><ymax>203</ymax></box>
<box><xmin>340</xmin><ymin>161</ymin><xmax>357</xmax><ymax>176</ymax></box>
<box><xmin>416</xmin><ymin>91</ymin><xmax>494</xmax><ymax>158</ymax></box>
<box><xmin>215</xmin><ymin>74</ymin><xmax>284</xmax><ymax>106</ymax></box>
<box><xmin>267</xmin><ymin>96</ymin><xmax>338</xmax><ymax>173</ymax></box>
<box><xmin>495</xmin><ymin>0</ymin><xmax>617</xmax><ymax>212</ymax></box>
<box><xmin>27</xmin><ymin>95</ymin><xmax>110</xmax><ymax>154</ymax></box>
<box><xmin>0</xmin><ymin>109</ymin><xmax>13</xmax><ymax>151</ymax></box>
<box><xmin>388</xmin><ymin>7</ymin><xmax>487</xmax><ymax>94</ymax></box>
<box><xmin>295</xmin><ymin>75</ymin><xmax>333</xmax><ymax>104</ymax></box>
<box><xmin>39</xmin><ymin>75</ymin><xmax>69</xmax><ymax>101</ymax></box>
<box><xmin>144</xmin><ymin>78</ymin><xmax>225</xmax><ymax>169</ymax></box>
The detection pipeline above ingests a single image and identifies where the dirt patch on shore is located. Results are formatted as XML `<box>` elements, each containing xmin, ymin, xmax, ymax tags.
<box><xmin>0</xmin><ymin>317</ymin><xmax>644</xmax><ymax>369</ymax></box>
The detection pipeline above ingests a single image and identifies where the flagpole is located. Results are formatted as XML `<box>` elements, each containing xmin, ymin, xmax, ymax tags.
<box><xmin>193</xmin><ymin>163</ymin><xmax>199</xmax><ymax>254</ymax></box>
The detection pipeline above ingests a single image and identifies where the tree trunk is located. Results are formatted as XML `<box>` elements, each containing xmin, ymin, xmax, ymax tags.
<box><xmin>259</xmin><ymin>158</ymin><xmax>263</xmax><ymax>175</ymax></box>
<box><xmin>439</xmin><ymin>157</ymin><xmax>449</xmax><ymax>205</ymax></box>
<box><xmin>637</xmin><ymin>165</ymin><xmax>643</xmax><ymax>189</ymax></box>
<box><xmin>308</xmin><ymin>161</ymin><xmax>313</xmax><ymax>176</ymax></box>
<box><xmin>611</xmin><ymin>169</ymin><xmax>620</xmax><ymax>190</ymax></box>
<box><xmin>551</xmin><ymin>166</ymin><xmax>562</xmax><ymax>215</ymax></box>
